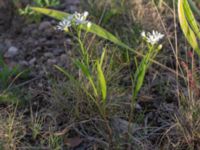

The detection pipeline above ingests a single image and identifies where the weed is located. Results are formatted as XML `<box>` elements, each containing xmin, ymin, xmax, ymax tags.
<box><xmin>0</xmin><ymin>105</ymin><xmax>25</xmax><ymax>149</ymax></box>
<box><xmin>29</xmin><ymin>6</ymin><xmax>166</xmax><ymax>148</ymax></box>
<box><xmin>0</xmin><ymin>56</ymin><xmax>20</xmax><ymax>90</ymax></box>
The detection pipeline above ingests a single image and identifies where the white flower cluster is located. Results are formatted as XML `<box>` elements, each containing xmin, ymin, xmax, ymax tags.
<box><xmin>56</xmin><ymin>11</ymin><xmax>91</xmax><ymax>31</ymax></box>
<box><xmin>141</xmin><ymin>30</ymin><xmax>164</xmax><ymax>45</ymax></box>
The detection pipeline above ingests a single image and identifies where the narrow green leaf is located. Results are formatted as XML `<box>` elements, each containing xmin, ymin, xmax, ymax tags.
<box><xmin>74</xmin><ymin>60</ymin><xmax>91</xmax><ymax>78</ymax></box>
<box><xmin>74</xmin><ymin>60</ymin><xmax>98</xmax><ymax>97</ymax></box>
<box><xmin>97</xmin><ymin>61</ymin><xmax>107</xmax><ymax>103</ymax></box>
<box><xmin>178</xmin><ymin>0</ymin><xmax>200</xmax><ymax>57</ymax></box>
<box><xmin>54</xmin><ymin>65</ymin><xmax>77</xmax><ymax>82</ymax></box>
<box><xmin>31</xmin><ymin>7</ymin><xmax>69</xmax><ymax>20</ymax></box>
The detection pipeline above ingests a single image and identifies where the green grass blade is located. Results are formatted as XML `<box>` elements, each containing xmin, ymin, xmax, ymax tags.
<box><xmin>97</xmin><ymin>61</ymin><xmax>107</xmax><ymax>103</ymax></box>
<box><xmin>183</xmin><ymin>0</ymin><xmax>200</xmax><ymax>39</ymax></box>
<box><xmin>75</xmin><ymin>60</ymin><xmax>91</xmax><ymax>78</ymax></box>
<box><xmin>74</xmin><ymin>60</ymin><xmax>98</xmax><ymax>97</ymax></box>
<box><xmin>133</xmin><ymin>51</ymin><xmax>150</xmax><ymax>100</ymax></box>
<box><xmin>54</xmin><ymin>65</ymin><xmax>77</xmax><ymax>82</ymax></box>
<box><xmin>178</xmin><ymin>0</ymin><xmax>200</xmax><ymax>57</ymax></box>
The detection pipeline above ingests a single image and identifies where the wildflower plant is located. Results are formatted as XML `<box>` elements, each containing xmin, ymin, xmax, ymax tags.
<box><xmin>124</xmin><ymin>30</ymin><xmax>164</xmax><ymax>123</ymax></box>
<box><xmin>30</xmin><ymin>7</ymin><xmax>164</xmax><ymax>123</ymax></box>
<box><xmin>54</xmin><ymin>11</ymin><xmax>108</xmax><ymax>119</ymax></box>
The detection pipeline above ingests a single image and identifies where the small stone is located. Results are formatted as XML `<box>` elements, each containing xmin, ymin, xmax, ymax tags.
<box><xmin>38</xmin><ymin>83</ymin><xmax>43</xmax><ymax>88</ymax></box>
<box><xmin>29</xmin><ymin>58</ymin><xmax>36</xmax><ymax>66</ymax></box>
<box><xmin>44</xmin><ymin>52</ymin><xmax>54</xmax><ymax>58</ymax></box>
<box><xmin>19</xmin><ymin>60</ymin><xmax>29</xmax><ymax>66</ymax></box>
<box><xmin>47</xmin><ymin>59</ymin><xmax>57</xmax><ymax>65</ymax></box>
<box><xmin>60</xmin><ymin>54</ymin><xmax>68</xmax><ymax>63</ymax></box>
<box><xmin>135</xmin><ymin>103</ymin><xmax>142</xmax><ymax>110</ymax></box>
<box><xmin>39</xmin><ymin>21</ymin><xmax>52</xmax><ymax>31</ymax></box>
<box><xmin>4</xmin><ymin>46</ymin><xmax>18</xmax><ymax>58</ymax></box>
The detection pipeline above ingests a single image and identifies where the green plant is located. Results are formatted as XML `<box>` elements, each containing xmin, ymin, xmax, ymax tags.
<box><xmin>0</xmin><ymin>56</ymin><xmax>27</xmax><ymax>104</ymax></box>
<box><xmin>30</xmin><ymin>7</ymin><xmax>165</xmax><ymax>147</ymax></box>
<box><xmin>0</xmin><ymin>106</ymin><xmax>25</xmax><ymax>149</ymax></box>
<box><xmin>0</xmin><ymin>56</ymin><xmax>20</xmax><ymax>90</ymax></box>
<box><xmin>48</xmin><ymin>134</ymin><xmax>62</xmax><ymax>150</ymax></box>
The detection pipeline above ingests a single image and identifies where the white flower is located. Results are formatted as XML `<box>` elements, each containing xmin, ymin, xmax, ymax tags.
<box><xmin>141</xmin><ymin>30</ymin><xmax>164</xmax><ymax>45</ymax></box>
<box><xmin>141</xmin><ymin>31</ymin><xmax>146</xmax><ymax>38</ymax></box>
<box><xmin>56</xmin><ymin>11</ymin><xmax>91</xmax><ymax>31</ymax></box>
<box><xmin>56</xmin><ymin>19</ymin><xmax>71</xmax><ymax>31</ymax></box>
<box><xmin>74</xmin><ymin>11</ymin><xmax>89</xmax><ymax>25</ymax></box>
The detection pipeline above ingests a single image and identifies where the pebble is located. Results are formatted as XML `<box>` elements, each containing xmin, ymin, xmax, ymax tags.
<box><xmin>60</xmin><ymin>54</ymin><xmax>68</xmax><ymax>64</ymax></box>
<box><xmin>39</xmin><ymin>21</ymin><xmax>52</xmax><ymax>31</ymax></box>
<box><xmin>19</xmin><ymin>60</ymin><xmax>29</xmax><ymax>66</ymax></box>
<box><xmin>29</xmin><ymin>57</ymin><xmax>36</xmax><ymax>65</ymax></box>
<box><xmin>44</xmin><ymin>52</ymin><xmax>54</xmax><ymax>58</ymax></box>
<box><xmin>47</xmin><ymin>59</ymin><xmax>57</xmax><ymax>65</ymax></box>
<box><xmin>4</xmin><ymin>46</ymin><xmax>18</xmax><ymax>58</ymax></box>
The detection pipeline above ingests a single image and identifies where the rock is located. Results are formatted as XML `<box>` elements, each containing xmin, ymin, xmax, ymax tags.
<box><xmin>47</xmin><ymin>59</ymin><xmax>57</xmax><ymax>65</ymax></box>
<box><xmin>60</xmin><ymin>54</ymin><xmax>68</xmax><ymax>64</ymax></box>
<box><xmin>39</xmin><ymin>21</ymin><xmax>52</xmax><ymax>31</ymax></box>
<box><xmin>111</xmin><ymin>118</ymin><xmax>140</xmax><ymax>134</ymax></box>
<box><xmin>19</xmin><ymin>60</ymin><xmax>29</xmax><ymax>66</ymax></box>
<box><xmin>44</xmin><ymin>52</ymin><xmax>54</xmax><ymax>58</ymax></box>
<box><xmin>4</xmin><ymin>46</ymin><xmax>18</xmax><ymax>58</ymax></box>
<box><xmin>29</xmin><ymin>57</ymin><xmax>36</xmax><ymax>66</ymax></box>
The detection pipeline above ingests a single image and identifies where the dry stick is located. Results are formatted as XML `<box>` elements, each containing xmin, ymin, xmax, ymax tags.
<box><xmin>173</xmin><ymin>0</ymin><xmax>181</xmax><ymax>107</ymax></box>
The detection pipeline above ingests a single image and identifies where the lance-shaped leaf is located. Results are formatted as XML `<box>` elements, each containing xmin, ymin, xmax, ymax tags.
<box><xmin>97</xmin><ymin>61</ymin><xmax>107</xmax><ymax>103</ymax></box>
<box><xmin>178</xmin><ymin>0</ymin><xmax>200</xmax><ymax>57</ymax></box>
